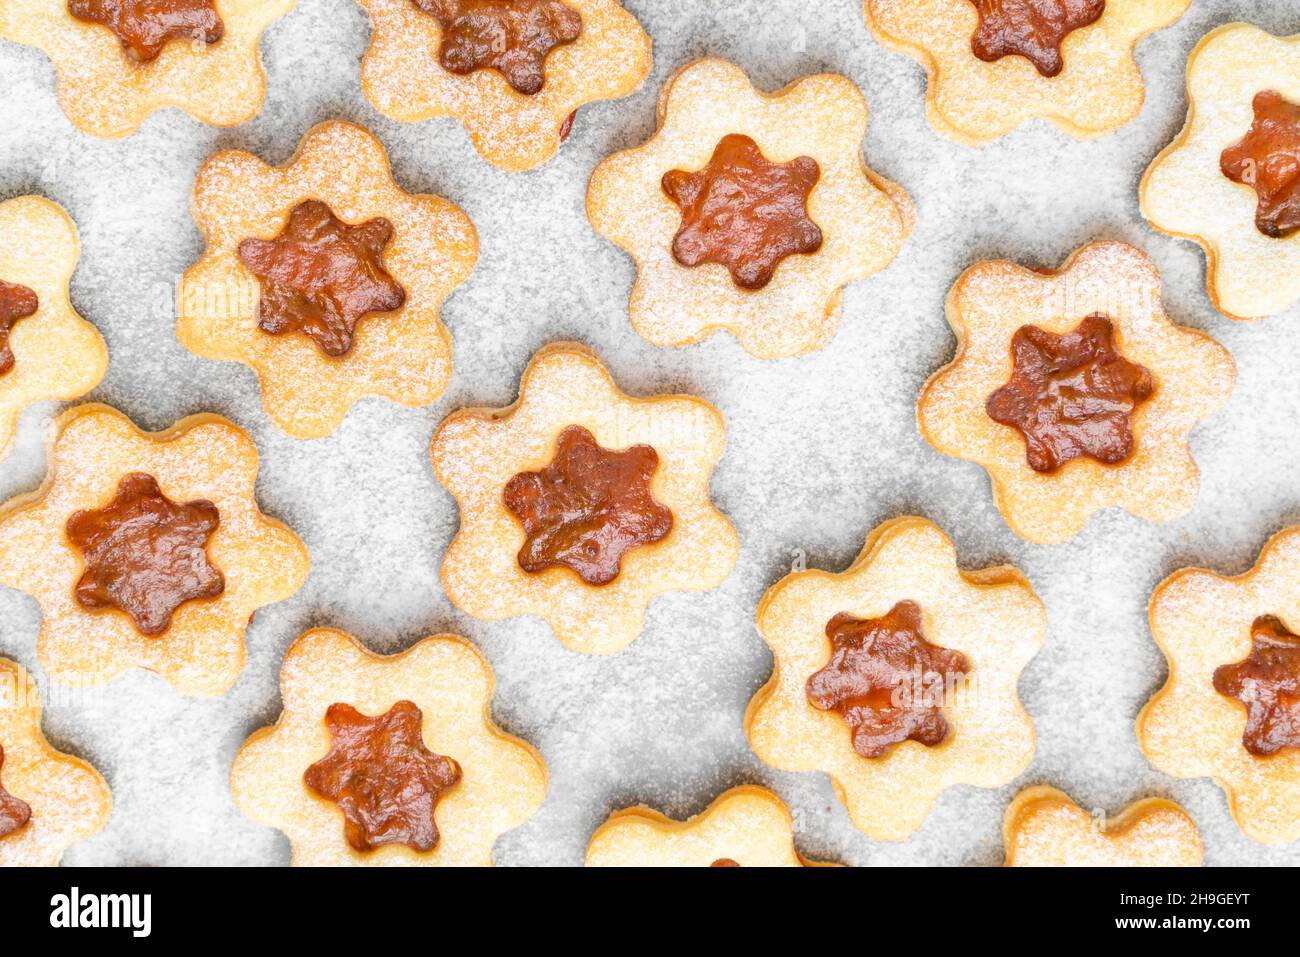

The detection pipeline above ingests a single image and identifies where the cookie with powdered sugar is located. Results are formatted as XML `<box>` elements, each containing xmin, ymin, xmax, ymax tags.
<box><xmin>587</xmin><ymin>58</ymin><xmax>913</xmax><ymax>359</ymax></box>
<box><xmin>0</xmin><ymin>0</ymin><xmax>296</xmax><ymax>138</ymax></box>
<box><xmin>863</xmin><ymin>0</ymin><xmax>1190</xmax><ymax>143</ymax></box>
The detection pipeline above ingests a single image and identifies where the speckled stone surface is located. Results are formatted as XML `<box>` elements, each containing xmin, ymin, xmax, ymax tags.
<box><xmin>0</xmin><ymin>0</ymin><xmax>1298</xmax><ymax>866</ymax></box>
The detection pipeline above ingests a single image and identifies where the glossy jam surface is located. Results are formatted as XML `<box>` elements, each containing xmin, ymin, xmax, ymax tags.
<box><xmin>237</xmin><ymin>200</ymin><xmax>406</xmax><ymax>358</ymax></box>
<box><xmin>66</xmin><ymin>473</ymin><xmax>224</xmax><ymax>636</ymax></box>
<box><xmin>1221</xmin><ymin>90</ymin><xmax>1300</xmax><ymax>239</ymax></box>
<box><xmin>710</xmin><ymin>858</ymin><xmax>740</xmax><ymax>867</ymax></box>
<box><xmin>968</xmin><ymin>0</ymin><xmax>1105</xmax><ymax>78</ymax></box>
<box><xmin>986</xmin><ymin>313</ymin><xmax>1153</xmax><ymax>473</ymax></box>
<box><xmin>503</xmin><ymin>425</ymin><xmax>673</xmax><ymax>586</ymax></box>
<box><xmin>67</xmin><ymin>0</ymin><xmax>223</xmax><ymax>63</ymax></box>
<box><xmin>303</xmin><ymin>700</ymin><xmax>462</xmax><ymax>853</ymax></box>
<box><xmin>0</xmin><ymin>745</ymin><xmax>32</xmax><ymax>840</ymax></box>
<box><xmin>0</xmin><ymin>280</ymin><xmax>38</xmax><ymax>378</ymax></box>
<box><xmin>1213</xmin><ymin>615</ymin><xmax>1300</xmax><ymax>757</ymax></box>
<box><xmin>662</xmin><ymin>133</ymin><xmax>822</xmax><ymax>290</ymax></box>
<box><xmin>806</xmin><ymin>600</ymin><xmax>970</xmax><ymax>759</ymax></box>
<box><xmin>411</xmin><ymin>0</ymin><xmax>582</xmax><ymax>95</ymax></box>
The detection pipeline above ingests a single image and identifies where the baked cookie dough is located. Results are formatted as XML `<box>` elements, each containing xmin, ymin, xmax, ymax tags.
<box><xmin>746</xmin><ymin>516</ymin><xmax>1045</xmax><ymax>841</ymax></box>
<box><xmin>0</xmin><ymin>404</ymin><xmax>309</xmax><ymax>696</ymax></box>
<box><xmin>1141</xmin><ymin>23</ymin><xmax>1300</xmax><ymax>319</ymax></box>
<box><xmin>179</xmin><ymin>121</ymin><xmax>477</xmax><ymax>439</ymax></box>
<box><xmin>231</xmin><ymin>627</ymin><xmax>547</xmax><ymax>866</ymax></box>
<box><xmin>1003</xmin><ymin>786</ymin><xmax>1202</xmax><ymax>867</ymax></box>
<box><xmin>0</xmin><ymin>0</ymin><xmax>296</xmax><ymax>138</ymax></box>
<box><xmin>0</xmin><ymin>656</ymin><xmax>112</xmax><ymax>866</ymax></box>
<box><xmin>1138</xmin><ymin>526</ymin><xmax>1300</xmax><ymax>845</ymax></box>
<box><xmin>0</xmin><ymin>196</ymin><xmax>107</xmax><ymax>463</ymax></box>
<box><xmin>917</xmin><ymin>241</ymin><xmax>1234</xmax><ymax>545</ymax></box>
<box><xmin>587</xmin><ymin>58</ymin><xmax>912</xmax><ymax>359</ymax></box>
<box><xmin>430</xmin><ymin>342</ymin><xmax>738</xmax><ymax>655</ymax></box>
<box><xmin>357</xmin><ymin>0</ymin><xmax>651</xmax><ymax>171</ymax></box>
<box><xmin>585</xmin><ymin>785</ymin><xmax>832</xmax><ymax>867</ymax></box>
<box><xmin>863</xmin><ymin>0</ymin><xmax>1190</xmax><ymax>144</ymax></box>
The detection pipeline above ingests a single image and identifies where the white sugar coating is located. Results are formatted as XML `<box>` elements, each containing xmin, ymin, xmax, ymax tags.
<box><xmin>1141</xmin><ymin>23</ymin><xmax>1300</xmax><ymax>318</ymax></box>
<box><xmin>180</xmin><ymin>120</ymin><xmax>477</xmax><ymax>438</ymax></box>
<box><xmin>0</xmin><ymin>657</ymin><xmax>112</xmax><ymax>865</ymax></box>
<box><xmin>586</xmin><ymin>785</ymin><xmax>820</xmax><ymax>865</ymax></box>
<box><xmin>1004</xmin><ymin>787</ymin><xmax>1202</xmax><ymax>866</ymax></box>
<box><xmin>0</xmin><ymin>406</ymin><xmax>309</xmax><ymax>696</ymax></box>
<box><xmin>0</xmin><ymin>197</ymin><xmax>107</xmax><ymax>459</ymax></box>
<box><xmin>749</xmin><ymin>517</ymin><xmax>1046</xmax><ymax>841</ymax></box>
<box><xmin>0</xmin><ymin>0</ymin><xmax>296</xmax><ymax>138</ymax></box>
<box><xmin>231</xmin><ymin>628</ymin><xmax>546</xmax><ymax>865</ymax></box>
<box><xmin>431</xmin><ymin>344</ymin><xmax>738</xmax><ymax>655</ymax></box>
<box><xmin>359</xmin><ymin>0</ymin><xmax>651</xmax><ymax>170</ymax></box>
<box><xmin>587</xmin><ymin>57</ymin><xmax>910</xmax><ymax>358</ymax></box>
<box><xmin>919</xmin><ymin>241</ymin><xmax>1235</xmax><ymax>543</ymax></box>
<box><xmin>0</xmin><ymin>0</ymin><xmax>1298</xmax><ymax>866</ymax></box>
<box><xmin>865</xmin><ymin>0</ymin><xmax>1191</xmax><ymax>143</ymax></box>
<box><xmin>1139</xmin><ymin>528</ymin><xmax>1300</xmax><ymax>844</ymax></box>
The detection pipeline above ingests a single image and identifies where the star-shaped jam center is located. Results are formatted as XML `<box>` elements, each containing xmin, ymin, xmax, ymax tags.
<box><xmin>66</xmin><ymin>0</ymin><xmax>224</xmax><ymax>64</ymax></box>
<box><xmin>0</xmin><ymin>280</ymin><xmax>38</xmax><ymax>378</ymax></box>
<box><xmin>303</xmin><ymin>701</ymin><xmax>462</xmax><ymax>853</ymax></box>
<box><xmin>66</xmin><ymin>472</ymin><xmax>225</xmax><ymax>636</ymax></box>
<box><xmin>1221</xmin><ymin>90</ymin><xmax>1300</xmax><ymax>239</ymax></box>
<box><xmin>1213</xmin><ymin>615</ymin><xmax>1300</xmax><ymax>757</ymax></box>
<box><xmin>0</xmin><ymin>745</ymin><xmax>32</xmax><ymax>840</ymax></box>
<box><xmin>503</xmin><ymin>425</ymin><xmax>673</xmax><ymax>586</ymax></box>
<box><xmin>968</xmin><ymin>0</ymin><xmax>1106</xmax><ymax>78</ymax></box>
<box><xmin>805</xmin><ymin>600</ymin><xmax>970</xmax><ymax>760</ymax></box>
<box><xmin>410</xmin><ymin>0</ymin><xmax>583</xmax><ymax>96</ymax></box>
<box><xmin>662</xmin><ymin>133</ymin><xmax>823</xmax><ymax>291</ymax></box>
<box><xmin>985</xmin><ymin>313</ymin><xmax>1154</xmax><ymax>473</ymax></box>
<box><xmin>237</xmin><ymin>200</ymin><xmax>406</xmax><ymax>358</ymax></box>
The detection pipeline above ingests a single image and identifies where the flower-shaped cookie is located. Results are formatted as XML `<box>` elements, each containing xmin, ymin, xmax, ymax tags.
<box><xmin>587</xmin><ymin>58</ymin><xmax>912</xmax><ymax>359</ymax></box>
<box><xmin>0</xmin><ymin>196</ymin><xmax>107</xmax><ymax>462</ymax></box>
<box><xmin>585</xmin><ymin>785</ymin><xmax>833</xmax><ymax>867</ymax></box>
<box><xmin>1138</xmin><ymin>526</ymin><xmax>1300</xmax><ymax>845</ymax></box>
<box><xmin>231</xmin><ymin>627</ymin><xmax>547</xmax><ymax>866</ymax></box>
<box><xmin>918</xmin><ymin>242</ymin><xmax>1234</xmax><ymax>545</ymax></box>
<box><xmin>863</xmin><ymin>0</ymin><xmax>1190</xmax><ymax>143</ymax></box>
<box><xmin>0</xmin><ymin>404</ymin><xmax>308</xmax><ymax>696</ymax></box>
<box><xmin>0</xmin><ymin>0</ymin><xmax>296</xmax><ymax>138</ymax></box>
<box><xmin>1141</xmin><ymin>23</ymin><xmax>1300</xmax><ymax>319</ymax></box>
<box><xmin>431</xmin><ymin>343</ymin><xmax>738</xmax><ymax>655</ymax></box>
<box><xmin>1003</xmin><ymin>787</ymin><xmax>1202</xmax><ymax>866</ymax></box>
<box><xmin>179</xmin><ymin>121</ymin><xmax>477</xmax><ymax>439</ymax></box>
<box><xmin>357</xmin><ymin>0</ymin><xmax>651</xmax><ymax>171</ymax></box>
<box><xmin>0</xmin><ymin>657</ymin><xmax>111</xmax><ymax>866</ymax></box>
<box><xmin>746</xmin><ymin>516</ymin><xmax>1045</xmax><ymax>840</ymax></box>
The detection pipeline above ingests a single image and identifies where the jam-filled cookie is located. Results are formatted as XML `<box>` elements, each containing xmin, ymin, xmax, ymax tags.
<box><xmin>746</xmin><ymin>516</ymin><xmax>1045</xmax><ymax>840</ymax></box>
<box><xmin>179</xmin><ymin>121</ymin><xmax>477</xmax><ymax>439</ymax></box>
<box><xmin>1141</xmin><ymin>23</ymin><xmax>1300</xmax><ymax>320</ymax></box>
<box><xmin>0</xmin><ymin>197</ymin><xmax>107</xmax><ymax>462</ymax></box>
<box><xmin>0</xmin><ymin>404</ymin><xmax>308</xmax><ymax>696</ymax></box>
<box><xmin>0</xmin><ymin>0</ymin><xmax>296</xmax><ymax>138</ymax></box>
<box><xmin>1138</xmin><ymin>526</ymin><xmax>1300</xmax><ymax>845</ymax></box>
<box><xmin>917</xmin><ymin>241</ymin><xmax>1233</xmax><ymax>545</ymax></box>
<box><xmin>862</xmin><ymin>1</ymin><xmax>1190</xmax><ymax>143</ymax></box>
<box><xmin>0</xmin><ymin>657</ymin><xmax>112</xmax><ymax>866</ymax></box>
<box><xmin>585</xmin><ymin>785</ymin><xmax>833</xmax><ymax>867</ymax></box>
<box><xmin>587</xmin><ymin>58</ymin><xmax>912</xmax><ymax>359</ymax></box>
<box><xmin>1003</xmin><ymin>786</ymin><xmax>1202</xmax><ymax>866</ymax></box>
<box><xmin>231</xmin><ymin>627</ymin><xmax>547</xmax><ymax>866</ymax></box>
<box><xmin>356</xmin><ymin>0</ymin><xmax>651</xmax><ymax>171</ymax></box>
<box><xmin>430</xmin><ymin>343</ymin><xmax>738</xmax><ymax>655</ymax></box>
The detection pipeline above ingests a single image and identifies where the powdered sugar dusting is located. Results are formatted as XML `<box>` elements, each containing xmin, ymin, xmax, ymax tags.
<box><xmin>0</xmin><ymin>0</ymin><xmax>1298</xmax><ymax>866</ymax></box>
